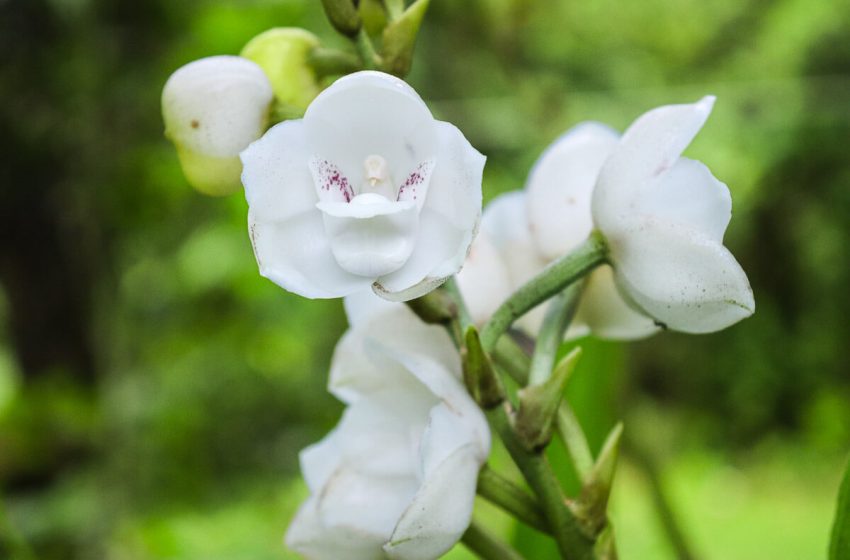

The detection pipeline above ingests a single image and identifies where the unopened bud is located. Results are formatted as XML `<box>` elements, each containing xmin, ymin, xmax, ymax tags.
<box><xmin>515</xmin><ymin>347</ymin><xmax>581</xmax><ymax>451</ymax></box>
<box><xmin>162</xmin><ymin>56</ymin><xmax>273</xmax><ymax>196</ymax></box>
<box><xmin>241</xmin><ymin>28</ymin><xmax>321</xmax><ymax>112</ymax></box>
<box><xmin>320</xmin><ymin>0</ymin><xmax>361</xmax><ymax>37</ymax></box>
<box><xmin>382</xmin><ymin>0</ymin><xmax>430</xmax><ymax>76</ymax></box>
<box><xmin>462</xmin><ymin>327</ymin><xmax>506</xmax><ymax>409</ymax></box>
<box><xmin>570</xmin><ymin>422</ymin><xmax>623</xmax><ymax>537</ymax></box>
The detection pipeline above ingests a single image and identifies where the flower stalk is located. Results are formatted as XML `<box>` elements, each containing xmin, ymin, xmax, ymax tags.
<box><xmin>462</xmin><ymin>520</ymin><xmax>526</xmax><ymax>560</ymax></box>
<box><xmin>476</xmin><ymin>465</ymin><xmax>550</xmax><ymax>534</ymax></box>
<box><xmin>480</xmin><ymin>232</ymin><xmax>608</xmax><ymax>353</ymax></box>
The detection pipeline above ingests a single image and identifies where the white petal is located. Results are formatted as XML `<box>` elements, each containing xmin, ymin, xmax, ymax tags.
<box><xmin>526</xmin><ymin>123</ymin><xmax>619</xmax><ymax>259</ymax></box>
<box><xmin>573</xmin><ymin>265</ymin><xmax>659</xmax><ymax>340</ymax></box>
<box><xmin>343</xmin><ymin>289</ymin><xmax>399</xmax><ymax>327</ymax></box>
<box><xmin>609</xmin><ymin>218</ymin><xmax>754</xmax><ymax>333</ymax></box>
<box><xmin>634</xmin><ymin>157</ymin><xmax>732</xmax><ymax>242</ymax></box>
<box><xmin>241</xmin><ymin>120</ymin><xmax>317</xmax><ymax>220</ymax></box>
<box><xmin>455</xmin><ymin>231</ymin><xmax>513</xmax><ymax>325</ymax></box>
<box><xmin>320</xmin><ymin>195</ymin><xmax>419</xmax><ymax>277</ymax></box>
<box><xmin>478</xmin><ymin>191</ymin><xmax>550</xmax><ymax>333</ymax></box>
<box><xmin>329</xmin><ymin>302</ymin><xmax>458</xmax><ymax>403</ymax></box>
<box><xmin>376</xmin><ymin>348</ymin><xmax>490</xmax><ymax>459</ymax></box>
<box><xmin>286</xmin><ymin>496</ymin><xmax>387</xmax><ymax>560</ymax></box>
<box><xmin>372</xmin><ymin>208</ymin><xmax>468</xmax><ymax>301</ymax></box>
<box><xmin>385</xmin><ymin>443</ymin><xmax>481</xmax><ymax>560</ymax></box>
<box><xmin>317</xmin><ymin>468</ymin><xmax>418</xmax><ymax>539</ymax></box>
<box><xmin>248</xmin><ymin>208</ymin><xmax>374</xmax><ymax>298</ymax></box>
<box><xmin>300</xmin><ymin>429</ymin><xmax>343</xmax><ymax>493</ymax></box>
<box><xmin>373</xmin><ymin>122</ymin><xmax>485</xmax><ymax>301</ymax></box>
<box><xmin>162</xmin><ymin>55</ymin><xmax>272</xmax><ymax>157</ymax></box>
<box><xmin>242</xmin><ymin>120</ymin><xmax>375</xmax><ymax>297</ymax></box>
<box><xmin>480</xmin><ymin>192</ymin><xmax>548</xmax><ymax>290</ymax></box>
<box><xmin>593</xmin><ymin>96</ymin><xmax>715</xmax><ymax>232</ymax></box>
<box><xmin>309</xmin><ymin>157</ymin><xmax>355</xmax><ymax>203</ymax></box>
<box><xmin>335</xmin><ymin>394</ymin><xmax>429</xmax><ymax>478</ymax></box>
<box><xmin>304</xmin><ymin>71</ymin><xmax>438</xmax><ymax>190</ymax></box>
<box><xmin>422</xmin><ymin>122</ymin><xmax>485</xmax><ymax>232</ymax></box>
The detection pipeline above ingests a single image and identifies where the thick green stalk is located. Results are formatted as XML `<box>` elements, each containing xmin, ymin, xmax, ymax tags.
<box><xmin>487</xmin><ymin>403</ymin><xmax>595</xmax><ymax>559</ymax></box>
<box><xmin>493</xmin><ymin>335</ymin><xmax>595</xmax><ymax>482</ymax></box>
<box><xmin>480</xmin><ymin>232</ymin><xmax>608</xmax><ymax>353</ymax></box>
<box><xmin>354</xmin><ymin>28</ymin><xmax>382</xmax><ymax>69</ymax></box>
<box><xmin>528</xmin><ymin>282</ymin><xmax>583</xmax><ymax>386</ymax></box>
<box><xmin>462</xmin><ymin>520</ymin><xmax>526</xmax><ymax>560</ymax></box>
<box><xmin>477</xmin><ymin>465</ymin><xmax>550</xmax><ymax>534</ymax></box>
<box><xmin>307</xmin><ymin>47</ymin><xmax>361</xmax><ymax>77</ymax></box>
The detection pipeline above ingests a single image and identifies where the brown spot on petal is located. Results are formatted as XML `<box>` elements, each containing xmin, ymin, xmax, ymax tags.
<box><xmin>190</xmin><ymin>119</ymin><xmax>200</xmax><ymax>129</ymax></box>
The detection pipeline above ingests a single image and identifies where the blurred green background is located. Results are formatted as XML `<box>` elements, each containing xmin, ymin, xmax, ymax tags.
<box><xmin>1</xmin><ymin>0</ymin><xmax>849</xmax><ymax>558</ymax></box>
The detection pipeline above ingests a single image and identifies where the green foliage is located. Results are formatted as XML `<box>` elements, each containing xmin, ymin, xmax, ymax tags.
<box><xmin>831</xmin><ymin>457</ymin><xmax>850</xmax><ymax>559</ymax></box>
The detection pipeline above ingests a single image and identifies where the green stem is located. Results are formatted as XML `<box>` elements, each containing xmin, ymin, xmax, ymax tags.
<box><xmin>462</xmin><ymin>520</ymin><xmax>526</xmax><ymax>560</ymax></box>
<box><xmin>528</xmin><ymin>283</ymin><xmax>583</xmax><ymax>387</ymax></box>
<box><xmin>480</xmin><ymin>232</ymin><xmax>608</xmax><ymax>353</ymax></box>
<box><xmin>556</xmin><ymin>406</ymin><xmax>594</xmax><ymax>483</ymax></box>
<box><xmin>487</xmin><ymin>403</ymin><xmax>595</xmax><ymax>559</ymax></box>
<box><xmin>354</xmin><ymin>28</ymin><xmax>382</xmax><ymax>69</ymax></box>
<box><xmin>493</xmin><ymin>335</ymin><xmax>595</xmax><ymax>482</ymax></box>
<box><xmin>383</xmin><ymin>0</ymin><xmax>406</xmax><ymax>20</ymax></box>
<box><xmin>477</xmin><ymin>465</ymin><xmax>550</xmax><ymax>534</ymax></box>
<box><xmin>307</xmin><ymin>47</ymin><xmax>362</xmax><ymax>77</ymax></box>
<box><xmin>628</xmin><ymin>444</ymin><xmax>697</xmax><ymax>560</ymax></box>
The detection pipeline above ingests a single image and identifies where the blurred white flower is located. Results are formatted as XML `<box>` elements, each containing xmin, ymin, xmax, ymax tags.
<box><xmin>591</xmin><ymin>97</ymin><xmax>754</xmax><ymax>333</ymax></box>
<box><xmin>241</xmin><ymin>71</ymin><xmax>485</xmax><ymax>302</ymax></box>
<box><xmin>459</xmin><ymin>98</ymin><xmax>754</xmax><ymax>336</ymax></box>
<box><xmin>457</xmin><ymin>126</ymin><xmax>658</xmax><ymax>340</ymax></box>
<box><xmin>162</xmin><ymin>55</ymin><xmax>273</xmax><ymax>196</ymax></box>
<box><xmin>286</xmin><ymin>293</ymin><xmax>490</xmax><ymax>560</ymax></box>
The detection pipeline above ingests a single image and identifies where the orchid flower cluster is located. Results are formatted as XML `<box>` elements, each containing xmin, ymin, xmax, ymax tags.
<box><xmin>161</xmin><ymin>2</ymin><xmax>753</xmax><ymax>558</ymax></box>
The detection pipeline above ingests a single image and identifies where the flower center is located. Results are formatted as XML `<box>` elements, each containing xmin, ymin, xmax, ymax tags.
<box><xmin>362</xmin><ymin>154</ymin><xmax>395</xmax><ymax>199</ymax></box>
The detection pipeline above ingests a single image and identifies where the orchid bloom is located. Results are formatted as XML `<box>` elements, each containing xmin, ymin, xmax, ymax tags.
<box><xmin>458</xmin><ymin>125</ymin><xmax>658</xmax><ymax>339</ymax></box>
<box><xmin>459</xmin><ymin>98</ymin><xmax>754</xmax><ymax>336</ymax></box>
<box><xmin>241</xmin><ymin>71</ymin><xmax>485</xmax><ymax>302</ymax></box>
<box><xmin>591</xmin><ymin>97</ymin><xmax>754</xmax><ymax>333</ymax></box>
<box><xmin>285</xmin><ymin>293</ymin><xmax>490</xmax><ymax>560</ymax></box>
<box><xmin>162</xmin><ymin>56</ymin><xmax>273</xmax><ymax>196</ymax></box>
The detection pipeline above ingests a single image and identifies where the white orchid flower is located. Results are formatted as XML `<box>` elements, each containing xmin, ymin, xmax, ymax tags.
<box><xmin>457</xmin><ymin>126</ymin><xmax>658</xmax><ymax>340</ymax></box>
<box><xmin>241</xmin><ymin>71</ymin><xmax>485</xmax><ymax>302</ymax></box>
<box><xmin>285</xmin><ymin>293</ymin><xmax>490</xmax><ymax>560</ymax></box>
<box><xmin>591</xmin><ymin>97</ymin><xmax>754</xmax><ymax>333</ymax></box>
<box><xmin>162</xmin><ymin>55</ymin><xmax>273</xmax><ymax>196</ymax></box>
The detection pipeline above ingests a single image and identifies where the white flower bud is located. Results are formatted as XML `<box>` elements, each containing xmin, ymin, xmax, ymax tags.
<box><xmin>162</xmin><ymin>55</ymin><xmax>273</xmax><ymax>196</ymax></box>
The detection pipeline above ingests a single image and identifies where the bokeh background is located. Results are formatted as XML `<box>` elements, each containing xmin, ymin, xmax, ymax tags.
<box><xmin>2</xmin><ymin>0</ymin><xmax>849</xmax><ymax>558</ymax></box>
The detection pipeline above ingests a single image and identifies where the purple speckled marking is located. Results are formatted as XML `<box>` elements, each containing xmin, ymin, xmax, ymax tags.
<box><xmin>397</xmin><ymin>160</ymin><xmax>434</xmax><ymax>203</ymax></box>
<box><xmin>310</xmin><ymin>158</ymin><xmax>354</xmax><ymax>202</ymax></box>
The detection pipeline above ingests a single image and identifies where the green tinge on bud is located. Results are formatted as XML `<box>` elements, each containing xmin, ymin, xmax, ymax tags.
<box><xmin>570</xmin><ymin>422</ymin><xmax>624</xmax><ymax>538</ymax></box>
<box><xmin>162</xmin><ymin>55</ymin><xmax>273</xmax><ymax>196</ymax></box>
<box><xmin>320</xmin><ymin>0</ymin><xmax>362</xmax><ymax>37</ymax></box>
<box><xmin>381</xmin><ymin>0</ymin><xmax>430</xmax><ymax>76</ymax></box>
<box><xmin>241</xmin><ymin>28</ymin><xmax>321</xmax><ymax>113</ymax></box>
<box><xmin>515</xmin><ymin>347</ymin><xmax>582</xmax><ymax>451</ymax></box>
<box><xmin>462</xmin><ymin>327</ymin><xmax>506</xmax><ymax>409</ymax></box>
<box><xmin>406</xmin><ymin>289</ymin><xmax>458</xmax><ymax>326</ymax></box>
<box><xmin>359</xmin><ymin>0</ymin><xmax>388</xmax><ymax>37</ymax></box>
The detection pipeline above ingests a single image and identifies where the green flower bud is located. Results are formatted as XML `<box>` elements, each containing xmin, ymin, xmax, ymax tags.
<box><xmin>382</xmin><ymin>0</ymin><xmax>430</xmax><ymax>76</ymax></box>
<box><xmin>319</xmin><ymin>0</ymin><xmax>361</xmax><ymax>37</ymax></box>
<box><xmin>241</xmin><ymin>28</ymin><xmax>321</xmax><ymax>113</ymax></box>
<box><xmin>161</xmin><ymin>55</ymin><xmax>273</xmax><ymax>196</ymax></box>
